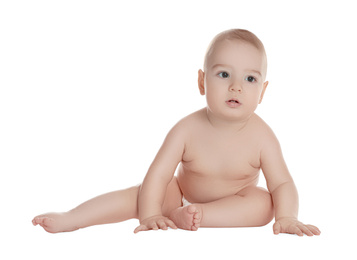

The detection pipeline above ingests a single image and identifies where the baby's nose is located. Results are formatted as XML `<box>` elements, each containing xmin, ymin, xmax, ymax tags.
<box><xmin>229</xmin><ymin>82</ymin><xmax>242</xmax><ymax>92</ymax></box>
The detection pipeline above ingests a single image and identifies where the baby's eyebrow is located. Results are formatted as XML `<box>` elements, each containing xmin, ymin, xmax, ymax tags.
<box><xmin>247</xmin><ymin>70</ymin><xmax>262</xmax><ymax>77</ymax></box>
<box><xmin>211</xmin><ymin>64</ymin><xmax>231</xmax><ymax>70</ymax></box>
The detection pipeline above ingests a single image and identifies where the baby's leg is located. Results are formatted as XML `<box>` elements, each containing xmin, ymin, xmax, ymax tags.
<box><xmin>199</xmin><ymin>186</ymin><xmax>274</xmax><ymax>227</ymax></box>
<box><xmin>170</xmin><ymin>186</ymin><xmax>273</xmax><ymax>230</ymax></box>
<box><xmin>32</xmin><ymin>177</ymin><xmax>182</xmax><ymax>233</ymax></box>
<box><xmin>32</xmin><ymin>186</ymin><xmax>140</xmax><ymax>233</ymax></box>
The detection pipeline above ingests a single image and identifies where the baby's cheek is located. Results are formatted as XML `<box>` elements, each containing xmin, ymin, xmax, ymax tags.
<box><xmin>206</xmin><ymin>95</ymin><xmax>221</xmax><ymax>111</ymax></box>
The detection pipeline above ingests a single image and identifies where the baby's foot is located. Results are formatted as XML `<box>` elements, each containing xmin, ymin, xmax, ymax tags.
<box><xmin>32</xmin><ymin>212</ymin><xmax>79</xmax><ymax>233</ymax></box>
<box><xmin>169</xmin><ymin>204</ymin><xmax>202</xmax><ymax>231</ymax></box>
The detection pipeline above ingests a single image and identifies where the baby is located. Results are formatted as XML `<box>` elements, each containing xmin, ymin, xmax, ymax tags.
<box><xmin>33</xmin><ymin>29</ymin><xmax>320</xmax><ymax>236</ymax></box>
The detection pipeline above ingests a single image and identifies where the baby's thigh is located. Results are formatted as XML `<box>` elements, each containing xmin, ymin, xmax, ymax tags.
<box><xmin>162</xmin><ymin>177</ymin><xmax>183</xmax><ymax>217</ymax></box>
<box><xmin>238</xmin><ymin>186</ymin><xmax>274</xmax><ymax>214</ymax></box>
<box><xmin>238</xmin><ymin>186</ymin><xmax>272</xmax><ymax>200</ymax></box>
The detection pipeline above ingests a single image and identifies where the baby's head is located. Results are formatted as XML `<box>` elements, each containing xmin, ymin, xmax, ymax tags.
<box><xmin>203</xmin><ymin>29</ymin><xmax>267</xmax><ymax>80</ymax></box>
<box><xmin>199</xmin><ymin>29</ymin><xmax>269</xmax><ymax>121</ymax></box>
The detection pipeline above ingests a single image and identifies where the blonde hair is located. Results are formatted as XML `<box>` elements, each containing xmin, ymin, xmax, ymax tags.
<box><xmin>204</xmin><ymin>29</ymin><xmax>267</xmax><ymax>74</ymax></box>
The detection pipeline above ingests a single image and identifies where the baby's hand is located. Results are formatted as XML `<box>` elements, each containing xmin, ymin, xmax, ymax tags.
<box><xmin>273</xmin><ymin>217</ymin><xmax>321</xmax><ymax>236</ymax></box>
<box><xmin>134</xmin><ymin>215</ymin><xmax>177</xmax><ymax>233</ymax></box>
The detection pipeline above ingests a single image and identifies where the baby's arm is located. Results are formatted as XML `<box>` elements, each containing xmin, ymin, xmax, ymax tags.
<box><xmin>261</xmin><ymin>130</ymin><xmax>320</xmax><ymax>236</ymax></box>
<box><xmin>134</xmin><ymin>122</ymin><xmax>185</xmax><ymax>233</ymax></box>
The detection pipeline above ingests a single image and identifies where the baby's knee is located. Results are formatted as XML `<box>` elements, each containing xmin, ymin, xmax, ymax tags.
<box><xmin>257</xmin><ymin>187</ymin><xmax>273</xmax><ymax>204</ymax></box>
<box><xmin>241</xmin><ymin>186</ymin><xmax>274</xmax><ymax>226</ymax></box>
<box><xmin>255</xmin><ymin>188</ymin><xmax>274</xmax><ymax>225</ymax></box>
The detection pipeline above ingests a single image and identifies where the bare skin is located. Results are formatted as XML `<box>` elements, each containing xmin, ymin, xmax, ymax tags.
<box><xmin>33</xmin><ymin>32</ymin><xmax>320</xmax><ymax>236</ymax></box>
<box><xmin>33</xmin><ymin>108</ymin><xmax>319</xmax><ymax>236</ymax></box>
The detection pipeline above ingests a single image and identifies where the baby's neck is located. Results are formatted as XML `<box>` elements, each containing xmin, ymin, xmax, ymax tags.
<box><xmin>205</xmin><ymin>108</ymin><xmax>251</xmax><ymax>133</ymax></box>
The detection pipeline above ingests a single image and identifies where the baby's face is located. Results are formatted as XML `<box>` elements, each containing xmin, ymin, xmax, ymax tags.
<box><xmin>199</xmin><ymin>39</ymin><xmax>268</xmax><ymax>122</ymax></box>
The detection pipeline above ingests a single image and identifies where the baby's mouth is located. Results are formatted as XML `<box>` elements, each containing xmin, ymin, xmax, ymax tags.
<box><xmin>225</xmin><ymin>98</ymin><xmax>241</xmax><ymax>107</ymax></box>
<box><xmin>227</xmin><ymin>98</ymin><xmax>240</xmax><ymax>104</ymax></box>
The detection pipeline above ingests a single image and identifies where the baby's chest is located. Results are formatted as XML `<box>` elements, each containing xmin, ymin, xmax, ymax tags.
<box><xmin>183</xmin><ymin>137</ymin><xmax>261</xmax><ymax>179</ymax></box>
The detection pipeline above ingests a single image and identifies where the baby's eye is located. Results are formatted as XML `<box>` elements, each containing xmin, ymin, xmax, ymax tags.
<box><xmin>245</xmin><ymin>76</ymin><xmax>256</xmax><ymax>83</ymax></box>
<box><xmin>218</xmin><ymin>72</ymin><xmax>230</xmax><ymax>78</ymax></box>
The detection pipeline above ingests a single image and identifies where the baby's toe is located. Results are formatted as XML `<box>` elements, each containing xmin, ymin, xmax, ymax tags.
<box><xmin>191</xmin><ymin>206</ymin><xmax>202</xmax><ymax>230</ymax></box>
<box><xmin>32</xmin><ymin>216</ymin><xmax>44</xmax><ymax>225</ymax></box>
<box><xmin>193</xmin><ymin>212</ymin><xmax>202</xmax><ymax>223</ymax></box>
<box><xmin>191</xmin><ymin>225</ymin><xmax>199</xmax><ymax>231</ymax></box>
<box><xmin>187</xmin><ymin>205</ymin><xmax>197</xmax><ymax>214</ymax></box>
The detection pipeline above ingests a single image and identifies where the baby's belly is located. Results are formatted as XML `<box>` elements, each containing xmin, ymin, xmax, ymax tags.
<box><xmin>176</xmin><ymin>164</ymin><xmax>259</xmax><ymax>203</ymax></box>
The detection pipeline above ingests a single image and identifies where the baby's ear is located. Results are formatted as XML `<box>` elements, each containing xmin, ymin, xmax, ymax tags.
<box><xmin>198</xmin><ymin>69</ymin><xmax>205</xmax><ymax>95</ymax></box>
<box><xmin>259</xmin><ymin>81</ymin><xmax>269</xmax><ymax>104</ymax></box>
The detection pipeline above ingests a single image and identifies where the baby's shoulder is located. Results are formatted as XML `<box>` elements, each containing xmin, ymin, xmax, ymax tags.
<box><xmin>250</xmin><ymin>114</ymin><xmax>278</xmax><ymax>141</ymax></box>
<box><xmin>174</xmin><ymin>108</ymin><xmax>206</xmax><ymax>129</ymax></box>
<box><xmin>167</xmin><ymin>108</ymin><xmax>206</xmax><ymax>137</ymax></box>
<box><xmin>250</xmin><ymin>114</ymin><xmax>281</xmax><ymax>152</ymax></box>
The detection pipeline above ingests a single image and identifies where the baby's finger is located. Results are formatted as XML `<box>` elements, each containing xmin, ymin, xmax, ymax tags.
<box><xmin>273</xmin><ymin>222</ymin><xmax>281</xmax><ymax>235</ymax></box>
<box><xmin>306</xmin><ymin>225</ymin><xmax>321</xmax><ymax>235</ymax></box>
<box><xmin>294</xmin><ymin>226</ymin><xmax>304</xmax><ymax>236</ymax></box>
<box><xmin>157</xmin><ymin>220</ymin><xmax>168</xmax><ymax>230</ymax></box>
<box><xmin>151</xmin><ymin>222</ymin><xmax>159</xmax><ymax>230</ymax></box>
<box><xmin>134</xmin><ymin>225</ymin><xmax>148</xmax><ymax>234</ymax></box>
<box><xmin>288</xmin><ymin>225</ymin><xmax>303</xmax><ymax>236</ymax></box>
<box><xmin>298</xmin><ymin>224</ymin><xmax>313</xmax><ymax>236</ymax></box>
<box><xmin>166</xmin><ymin>219</ymin><xmax>177</xmax><ymax>230</ymax></box>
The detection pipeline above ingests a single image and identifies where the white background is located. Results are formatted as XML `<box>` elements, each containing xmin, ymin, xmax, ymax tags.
<box><xmin>1</xmin><ymin>0</ymin><xmax>356</xmax><ymax>259</ymax></box>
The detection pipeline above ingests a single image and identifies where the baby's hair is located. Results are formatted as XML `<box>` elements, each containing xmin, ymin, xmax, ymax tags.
<box><xmin>203</xmin><ymin>29</ymin><xmax>267</xmax><ymax>72</ymax></box>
